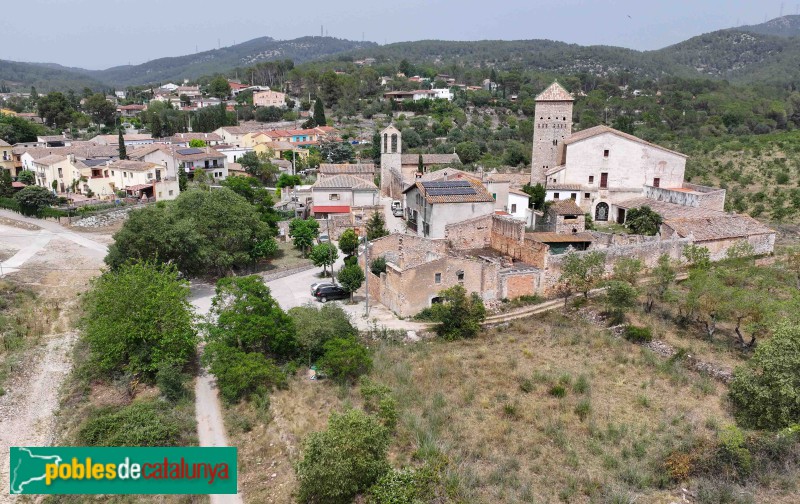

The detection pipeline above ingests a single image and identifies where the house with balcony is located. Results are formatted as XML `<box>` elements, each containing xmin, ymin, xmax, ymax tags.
<box><xmin>0</xmin><ymin>139</ymin><xmax>13</xmax><ymax>175</ymax></box>
<box><xmin>174</xmin><ymin>147</ymin><xmax>227</xmax><ymax>180</ymax></box>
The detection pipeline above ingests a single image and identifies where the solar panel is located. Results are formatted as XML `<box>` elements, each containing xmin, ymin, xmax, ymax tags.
<box><xmin>422</xmin><ymin>180</ymin><xmax>471</xmax><ymax>188</ymax></box>
<box><xmin>176</xmin><ymin>148</ymin><xmax>203</xmax><ymax>155</ymax></box>
<box><xmin>427</xmin><ymin>187</ymin><xmax>477</xmax><ymax>196</ymax></box>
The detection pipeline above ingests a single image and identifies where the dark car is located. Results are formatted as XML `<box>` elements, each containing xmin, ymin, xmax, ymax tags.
<box><xmin>313</xmin><ymin>284</ymin><xmax>349</xmax><ymax>303</ymax></box>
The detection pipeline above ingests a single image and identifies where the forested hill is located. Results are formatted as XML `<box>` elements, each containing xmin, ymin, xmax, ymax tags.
<box><xmin>735</xmin><ymin>14</ymin><xmax>800</xmax><ymax>37</ymax></box>
<box><xmin>0</xmin><ymin>60</ymin><xmax>108</xmax><ymax>93</ymax></box>
<box><xmin>80</xmin><ymin>36</ymin><xmax>377</xmax><ymax>87</ymax></box>
<box><xmin>0</xmin><ymin>36</ymin><xmax>376</xmax><ymax>91</ymax></box>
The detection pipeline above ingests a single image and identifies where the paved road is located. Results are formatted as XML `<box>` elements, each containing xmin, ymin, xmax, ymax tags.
<box><xmin>189</xmin><ymin>283</ymin><xmax>244</xmax><ymax>504</ymax></box>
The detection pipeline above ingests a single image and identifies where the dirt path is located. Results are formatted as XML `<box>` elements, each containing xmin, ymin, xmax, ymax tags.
<box><xmin>191</xmin><ymin>283</ymin><xmax>245</xmax><ymax>504</ymax></box>
<box><xmin>0</xmin><ymin>331</ymin><xmax>76</xmax><ymax>501</ymax></box>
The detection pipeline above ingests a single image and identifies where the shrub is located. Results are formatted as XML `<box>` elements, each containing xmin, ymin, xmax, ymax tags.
<box><xmin>289</xmin><ymin>303</ymin><xmax>357</xmax><ymax>364</ymax></box>
<box><xmin>625</xmin><ymin>206</ymin><xmax>662</xmax><ymax>235</ymax></box>
<box><xmin>205</xmin><ymin>344</ymin><xmax>286</xmax><ymax>403</ymax></box>
<box><xmin>368</xmin><ymin>467</ymin><xmax>433</xmax><ymax>504</ymax></box>
<box><xmin>574</xmin><ymin>374</ymin><xmax>590</xmax><ymax>394</ymax></box>
<box><xmin>361</xmin><ymin>378</ymin><xmax>398</xmax><ymax>430</ymax></box>
<box><xmin>296</xmin><ymin>409</ymin><xmax>390</xmax><ymax>504</ymax></box>
<box><xmin>624</xmin><ymin>325</ymin><xmax>653</xmax><ymax>343</ymax></box>
<box><xmin>519</xmin><ymin>378</ymin><xmax>534</xmax><ymax>393</ymax></box>
<box><xmin>82</xmin><ymin>262</ymin><xmax>196</xmax><ymax>381</ymax></box>
<box><xmin>370</xmin><ymin>256</ymin><xmax>387</xmax><ymax>276</ymax></box>
<box><xmin>78</xmin><ymin>399</ymin><xmax>187</xmax><ymax>446</ymax></box>
<box><xmin>156</xmin><ymin>362</ymin><xmax>187</xmax><ymax>402</ymax></box>
<box><xmin>13</xmin><ymin>185</ymin><xmax>57</xmax><ymax>216</ymax></box>
<box><xmin>574</xmin><ymin>399</ymin><xmax>591</xmax><ymax>421</ymax></box>
<box><xmin>319</xmin><ymin>337</ymin><xmax>372</xmax><ymax>384</ymax></box>
<box><xmin>433</xmin><ymin>285</ymin><xmax>486</xmax><ymax>340</ymax></box>
<box><xmin>729</xmin><ymin>323</ymin><xmax>800</xmax><ymax>430</ymax></box>
<box><xmin>549</xmin><ymin>384</ymin><xmax>567</xmax><ymax>398</ymax></box>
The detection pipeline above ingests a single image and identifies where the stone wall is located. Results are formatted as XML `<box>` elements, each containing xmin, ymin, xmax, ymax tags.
<box><xmin>644</xmin><ymin>183</ymin><xmax>726</xmax><ymax>212</ymax></box>
<box><xmin>701</xmin><ymin>234</ymin><xmax>776</xmax><ymax>261</ymax></box>
<box><xmin>541</xmin><ymin>236</ymin><xmax>692</xmax><ymax>295</ymax></box>
<box><xmin>499</xmin><ymin>268</ymin><xmax>540</xmax><ymax>299</ymax></box>
<box><xmin>367</xmin><ymin>233</ymin><xmax>448</xmax><ymax>269</ymax></box>
<box><xmin>444</xmin><ymin>214</ymin><xmax>494</xmax><ymax>249</ymax></box>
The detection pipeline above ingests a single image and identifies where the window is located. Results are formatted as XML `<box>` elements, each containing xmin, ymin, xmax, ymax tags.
<box><xmin>456</xmin><ymin>270</ymin><xmax>464</xmax><ymax>282</ymax></box>
<box><xmin>511</xmin><ymin>203</ymin><xmax>517</xmax><ymax>213</ymax></box>
<box><xmin>147</xmin><ymin>173</ymin><xmax>153</xmax><ymax>179</ymax></box>
<box><xmin>653</xmin><ymin>177</ymin><xmax>660</xmax><ymax>188</ymax></box>
<box><xmin>111</xmin><ymin>171</ymin><xmax>114</xmax><ymax>176</ymax></box>
<box><xmin>584</xmin><ymin>193</ymin><xmax>590</xmax><ymax>199</ymax></box>
<box><xmin>434</xmin><ymin>273</ymin><xmax>441</xmax><ymax>284</ymax></box>
<box><xmin>553</xmin><ymin>192</ymin><xmax>560</xmax><ymax>199</ymax></box>
<box><xmin>329</xmin><ymin>193</ymin><xmax>340</xmax><ymax>201</ymax></box>
<box><xmin>58</xmin><ymin>167</ymin><xmax>63</xmax><ymax>177</ymax></box>
<box><xmin>588</xmin><ymin>175</ymin><xmax>594</xmax><ymax>184</ymax></box>
<box><xmin>492</xmin><ymin>193</ymin><xmax>497</xmax><ymax>200</ymax></box>
<box><xmin>600</xmin><ymin>173</ymin><xmax>608</xmax><ymax>188</ymax></box>
<box><xmin>603</xmin><ymin>149</ymin><xmax>609</xmax><ymax>158</ymax></box>
<box><xmin>552</xmin><ymin>139</ymin><xmax>557</xmax><ymax>146</ymax></box>
<box><xmin>123</xmin><ymin>172</ymin><xmax>127</xmax><ymax>178</ymax></box>
<box><xmin>391</xmin><ymin>134</ymin><xmax>398</xmax><ymax>153</ymax></box>
<box><xmin>571</xmin><ymin>193</ymin><xmax>577</xmax><ymax>200</ymax></box>
<box><xmin>169</xmin><ymin>190</ymin><xmax>174</xmax><ymax>196</ymax></box>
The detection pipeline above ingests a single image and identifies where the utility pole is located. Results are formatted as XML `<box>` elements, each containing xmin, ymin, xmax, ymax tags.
<box><xmin>363</xmin><ymin>234</ymin><xmax>369</xmax><ymax>317</ymax></box>
<box><xmin>326</xmin><ymin>217</ymin><xmax>334</xmax><ymax>280</ymax></box>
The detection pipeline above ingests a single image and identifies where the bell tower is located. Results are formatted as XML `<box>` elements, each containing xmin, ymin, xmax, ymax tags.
<box><xmin>531</xmin><ymin>82</ymin><xmax>573</xmax><ymax>185</ymax></box>
<box><xmin>380</xmin><ymin>125</ymin><xmax>402</xmax><ymax>197</ymax></box>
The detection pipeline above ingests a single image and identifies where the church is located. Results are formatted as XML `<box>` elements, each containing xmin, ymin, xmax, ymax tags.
<box><xmin>531</xmin><ymin>82</ymin><xmax>692</xmax><ymax>224</ymax></box>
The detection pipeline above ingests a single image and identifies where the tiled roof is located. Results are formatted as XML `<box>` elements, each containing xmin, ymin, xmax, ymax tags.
<box><xmin>33</xmin><ymin>154</ymin><xmax>67</xmax><ymax>165</ymax></box>
<box><xmin>615</xmin><ymin>197</ymin><xmax>727</xmax><ymax>220</ymax></box>
<box><xmin>535</xmin><ymin>82</ymin><xmax>573</xmax><ymax>102</ymax></box>
<box><xmin>483</xmin><ymin>172</ymin><xmax>530</xmax><ymax>186</ymax></box>
<box><xmin>169</xmin><ymin>132</ymin><xmax>222</xmax><ymax>143</ymax></box>
<box><xmin>418</xmin><ymin>167</ymin><xmax>479</xmax><ymax>183</ymax></box>
<box><xmin>663</xmin><ymin>215</ymin><xmax>774</xmax><ymax>241</ymax></box>
<box><xmin>527</xmin><ymin>232</ymin><xmax>593</xmax><ymax>243</ymax></box>
<box><xmin>173</xmin><ymin>147</ymin><xmax>225</xmax><ymax>161</ymax></box>
<box><xmin>550</xmin><ymin>199</ymin><xmax>583</xmax><ymax>215</ymax></box>
<box><xmin>509</xmin><ymin>188</ymin><xmax>530</xmax><ymax>197</ymax></box>
<box><xmin>406</xmin><ymin>179</ymin><xmax>495</xmax><ymax>204</ymax></box>
<box><xmin>545</xmin><ymin>165</ymin><xmax>566</xmax><ymax>176</ymax></box>
<box><xmin>15</xmin><ymin>143</ymin><xmax>120</xmax><ymax>159</ymax></box>
<box><xmin>108</xmin><ymin>159</ymin><xmax>158</xmax><ymax>172</ymax></box>
<box><xmin>312</xmin><ymin>174</ymin><xmax>378</xmax><ymax>190</ymax></box>
<box><xmin>127</xmin><ymin>144</ymin><xmax>167</xmax><ymax>158</ymax></box>
<box><xmin>401</xmin><ymin>153</ymin><xmax>460</xmax><ymax>165</ymax></box>
<box><xmin>0</xmin><ymin>139</ymin><xmax>10</xmax><ymax>147</ymax></box>
<box><xmin>547</xmin><ymin>183</ymin><xmax>583</xmax><ymax>191</ymax></box>
<box><xmin>312</xmin><ymin>205</ymin><xmax>351</xmax><ymax>214</ymax></box>
<box><xmin>319</xmin><ymin>163</ymin><xmax>376</xmax><ymax>175</ymax></box>
<box><xmin>565</xmin><ymin>125</ymin><xmax>688</xmax><ymax>158</ymax></box>
<box><xmin>88</xmin><ymin>134</ymin><xmax>153</xmax><ymax>145</ymax></box>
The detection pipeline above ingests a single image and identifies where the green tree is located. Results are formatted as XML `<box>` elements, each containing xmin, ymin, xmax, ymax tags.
<box><xmin>82</xmin><ymin>262</ymin><xmax>196</xmax><ymax>381</ymax></box>
<box><xmin>206</xmin><ymin>76</ymin><xmax>231</xmax><ymax>99</ymax></box>
<box><xmin>314</xmin><ymin>97</ymin><xmax>327</xmax><ymax>126</ymax></box>
<box><xmin>83</xmin><ymin>93</ymin><xmax>117</xmax><ymax>126</ymax></box>
<box><xmin>118</xmin><ymin>129</ymin><xmax>127</xmax><ymax>160</ymax></box>
<box><xmin>310</xmin><ymin>242</ymin><xmax>339</xmax><ymax>277</ymax></box>
<box><xmin>320</xmin><ymin>141</ymin><xmax>355</xmax><ymax>164</ymax></box>
<box><xmin>150</xmin><ymin>114</ymin><xmax>163</xmax><ymax>138</ymax></box>
<box><xmin>17</xmin><ymin>170</ymin><xmax>35</xmax><ymax>185</ymax></box>
<box><xmin>455</xmin><ymin>141</ymin><xmax>481</xmax><ymax>164</ymax></box>
<box><xmin>625</xmin><ymin>206</ymin><xmax>662</xmax><ymax>235</ymax></box>
<box><xmin>37</xmin><ymin>91</ymin><xmax>73</xmax><ymax>127</ymax></box>
<box><xmin>612</xmin><ymin>257</ymin><xmax>643</xmax><ymax>285</ymax></box>
<box><xmin>276</xmin><ymin>173</ymin><xmax>301</xmax><ymax>189</ymax></box>
<box><xmin>431</xmin><ymin>284</ymin><xmax>486</xmax><ymax>340</ymax></box>
<box><xmin>178</xmin><ymin>166</ymin><xmax>188</xmax><ymax>192</ymax></box>
<box><xmin>0</xmin><ymin>169</ymin><xmax>12</xmax><ymax>197</ymax></box>
<box><xmin>188</xmin><ymin>139</ymin><xmax>207</xmax><ymax>147</ymax></box>
<box><xmin>337</xmin><ymin>263</ymin><xmax>365</xmax><ymax>301</ymax></box>
<box><xmin>559</xmin><ymin>251</ymin><xmax>607</xmax><ymax>299</ymax></box>
<box><xmin>238</xmin><ymin>151</ymin><xmax>279</xmax><ymax>183</ymax></box>
<box><xmin>289</xmin><ymin>303</ymin><xmax>357</xmax><ymax>365</ymax></box>
<box><xmin>13</xmin><ymin>185</ymin><xmax>56</xmax><ymax>216</ymax></box>
<box><xmin>366</xmin><ymin>211</ymin><xmax>389</xmax><ymax>240</ymax></box>
<box><xmin>204</xmin><ymin>345</ymin><xmax>286</xmax><ymax>403</ymax></box>
<box><xmin>219</xmin><ymin>175</ymin><xmax>277</xmax><ymax>224</ymax></box>
<box><xmin>289</xmin><ymin>218</ymin><xmax>320</xmax><ymax>257</ymax></box>
<box><xmin>106</xmin><ymin>188</ymin><xmax>272</xmax><ymax>276</ymax></box>
<box><xmin>522</xmin><ymin>183</ymin><xmax>546</xmax><ymax>210</ymax></box>
<box><xmin>296</xmin><ymin>409</ymin><xmax>389</xmax><ymax>504</ymax></box>
<box><xmin>603</xmin><ymin>280</ymin><xmax>639</xmax><ymax>324</ymax></box>
<box><xmin>338</xmin><ymin>228</ymin><xmax>359</xmax><ymax>257</ymax></box>
<box><xmin>683</xmin><ymin>244</ymin><xmax>711</xmax><ymax>270</ymax></box>
<box><xmin>319</xmin><ymin>337</ymin><xmax>372</xmax><ymax>384</ymax></box>
<box><xmin>729</xmin><ymin>323</ymin><xmax>800</xmax><ymax>430</ymax></box>
<box><xmin>645</xmin><ymin>253</ymin><xmax>677</xmax><ymax>312</ymax></box>
<box><xmin>208</xmin><ymin>275</ymin><xmax>297</xmax><ymax>359</ymax></box>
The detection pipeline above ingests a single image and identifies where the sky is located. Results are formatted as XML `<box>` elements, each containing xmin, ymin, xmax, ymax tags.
<box><xmin>3</xmin><ymin>0</ymin><xmax>793</xmax><ymax>69</ymax></box>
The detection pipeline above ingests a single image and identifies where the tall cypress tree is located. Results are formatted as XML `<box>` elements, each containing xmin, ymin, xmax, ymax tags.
<box><xmin>313</xmin><ymin>98</ymin><xmax>326</xmax><ymax>127</ymax></box>
<box><xmin>418</xmin><ymin>153</ymin><xmax>423</xmax><ymax>173</ymax></box>
<box><xmin>118</xmin><ymin>128</ymin><xmax>127</xmax><ymax>160</ymax></box>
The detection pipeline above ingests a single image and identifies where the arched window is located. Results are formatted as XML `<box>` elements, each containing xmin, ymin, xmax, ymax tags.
<box><xmin>391</xmin><ymin>134</ymin><xmax>398</xmax><ymax>153</ymax></box>
<box><xmin>383</xmin><ymin>133</ymin><xmax>388</xmax><ymax>153</ymax></box>
<box><xmin>595</xmin><ymin>202</ymin><xmax>609</xmax><ymax>221</ymax></box>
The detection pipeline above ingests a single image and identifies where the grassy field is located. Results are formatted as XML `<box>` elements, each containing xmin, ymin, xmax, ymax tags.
<box><xmin>226</xmin><ymin>298</ymin><xmax>798</xmax><ymax>503</ymax></box>
<box><xmin>261</xmin><ymin>240</ymin><xmax>313</xmax><ymax>273</ymax></box>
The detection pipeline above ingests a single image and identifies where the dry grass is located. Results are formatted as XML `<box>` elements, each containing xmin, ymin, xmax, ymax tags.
<box><xmin>261</xmin><ymin>241</ymin><xmax>314</xmax><ymax>273</ymax></box>
<box><xmin>225</xmin><ymin>306</ymin><xmax>800</xmax><ymax>503</ymax></box>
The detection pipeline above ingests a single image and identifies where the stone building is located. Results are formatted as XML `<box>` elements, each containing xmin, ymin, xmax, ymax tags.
<box><xmin>545</xmin><ymin>199</ymin><xmax>586</xmax><ymax>234</ymax></box>
<box><xmin>530</xmin><ymin>82</ymin><xmax>574</xmax><ymax>185</ymax></box>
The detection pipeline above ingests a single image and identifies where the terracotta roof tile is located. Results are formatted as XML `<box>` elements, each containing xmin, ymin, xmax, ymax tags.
<box><xmin>550</xmin><ymin>199</ymin><xmax>583</xmax><ymax>215</ymax></box>
<box><xmin>663</xmin><ymin>215</ymin><xmax>774</xmax><ymax>241</ymax></box>
<box><xmin>535</xmin><ymin>82</ymin><xmax>574</xmax><ymax>102</ymax></box>
<box><xmin>405</xmin><ymin>178</ymin><xmax>495</xmax><ymax>204</ymax></box>
<box><xmin>319</xmin><ymin>163</ymin><xmax>376</xmax><ymax>175</ymax></box>
<box><xmin>312</xmin><ymin>174</ymin><xmax>378</xmax><ymax>190</ymax></box>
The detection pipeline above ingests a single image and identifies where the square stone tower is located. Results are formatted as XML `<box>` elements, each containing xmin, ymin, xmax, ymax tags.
<box><xmin>380</xmin><ymin>125</ymin><xmax>402</xmax><ymax>197</ymax></box>
<box><xmin>530</xmin><ymin>82</ymin><xmax>573</xmax><ymax>185</ymax></box>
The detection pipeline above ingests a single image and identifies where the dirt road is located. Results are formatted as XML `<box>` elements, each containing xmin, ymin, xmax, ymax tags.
<box><xmin>191</xmin><ymin>283</ymin><xmax>245</xmax><ymax>504</ymax></box>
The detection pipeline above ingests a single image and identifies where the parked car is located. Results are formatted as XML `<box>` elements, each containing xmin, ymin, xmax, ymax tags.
<box><xmin>313</xmin><ymin>284</ymin><xmax>349</xmax><ymax>303</ymax></box>
<box><xmin>318</xmin><ymin>233</ymin><xmax>330</xmax><ymax>244</ymax></box>
<box><xmin>311</xmin><ymin>282</ymin><xmax>333</xmax><ymax>296</ymax></box>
